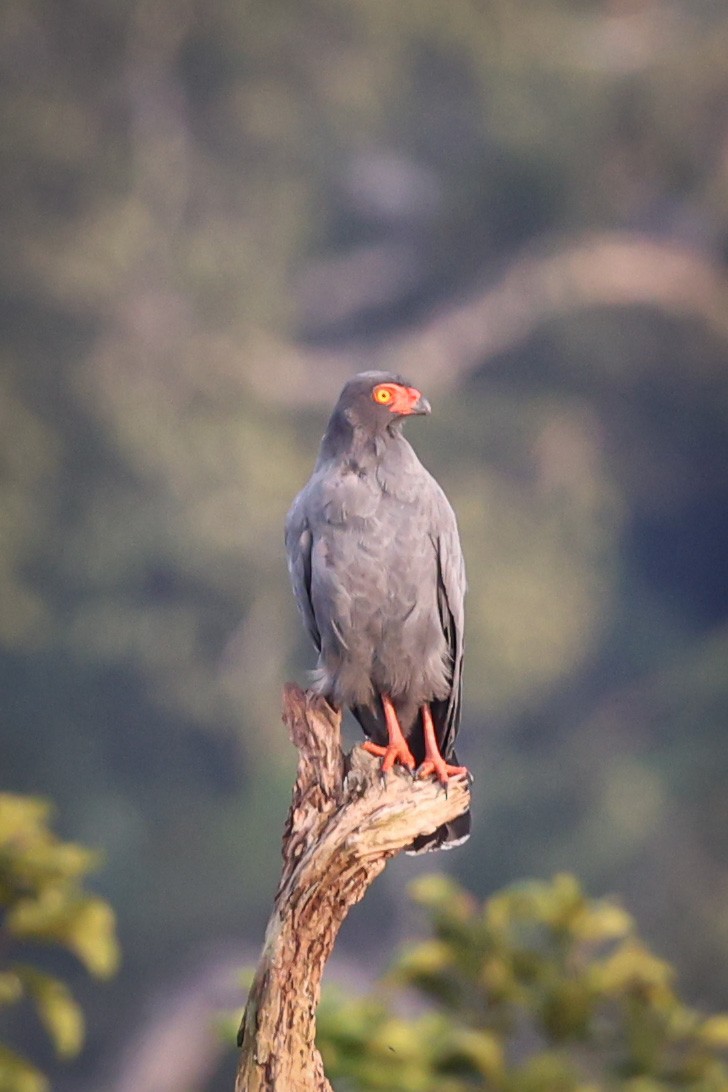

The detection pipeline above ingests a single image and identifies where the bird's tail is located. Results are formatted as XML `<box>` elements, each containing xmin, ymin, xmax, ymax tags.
<box><xmin>406</xmin><ymin>808</ymin><xmax>471</xmax><ymax>854</ymax></box>
<box><xmin>407</xmin><ymin>742</ymin><xmax>471</xmax><ymax>853</ymax></box>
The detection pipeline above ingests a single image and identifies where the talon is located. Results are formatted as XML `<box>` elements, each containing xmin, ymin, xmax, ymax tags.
<box><xmin>363</xmin><ymin>738</ymin><xmax>416</xmax><ymax>774</ymax></box>
<box><xmin>418</xmin><ymin>704</ymin><xmax>470</xmax><ymax>788</ymax></box>
<box><xmin>417</xmin><ymin>757</ymin><xmax>468</xmax><ymax>786</ymax></box>
<box><xmin>362</xmin><ymin>694</ymin><xmax>417</xmax><ymax>775</ymax></box>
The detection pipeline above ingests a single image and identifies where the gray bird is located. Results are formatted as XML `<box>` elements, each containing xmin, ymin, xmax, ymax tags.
<box><xmin>285</xmin><ymin>371</ymin><xmax>469</xmax><ymax>852</ymax></box>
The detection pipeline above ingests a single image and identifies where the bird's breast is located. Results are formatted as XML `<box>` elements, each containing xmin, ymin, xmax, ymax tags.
<box><xmin>311</xmin><ymin>512</ymin><xmax>438</xmax><ymax>632</ymax></box>
<box><xmin>318</xmin><ymin>469</ymin><xmax>380</xmax><ymax>525</ymax></box>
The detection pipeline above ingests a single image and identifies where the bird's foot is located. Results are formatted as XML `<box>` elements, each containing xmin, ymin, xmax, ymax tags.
<box><xmin>417</xmin><ymin>703</ymin><xmax>469</xmax><ymax>791</ymax></box>
<box><xmin>362</xmin><ymin>739</ymin><xmax>417</xmax><ymax>776</ymax></box>
<box><xmin>417</xmin><ymin>757</ymin><xmax>469</xmax><ymax>790</ymax></box>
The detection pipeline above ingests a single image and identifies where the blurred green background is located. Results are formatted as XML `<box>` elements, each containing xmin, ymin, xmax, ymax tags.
<box><xmin>2</xmin><ymin>0</ymin><xmax>728</xmax><ymax>1088</ymax></box>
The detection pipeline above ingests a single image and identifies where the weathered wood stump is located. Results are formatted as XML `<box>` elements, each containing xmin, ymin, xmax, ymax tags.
<box><xmin>235</xmin><ymin>683</ymin><xmax>471</xmax><ymax>1091</ymax></box>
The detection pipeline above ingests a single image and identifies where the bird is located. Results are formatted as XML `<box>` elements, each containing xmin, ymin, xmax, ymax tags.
<box><xmin>285</xmin><ymin>371</ymin><xmax>469</xmax><ymax>852</ymax></box>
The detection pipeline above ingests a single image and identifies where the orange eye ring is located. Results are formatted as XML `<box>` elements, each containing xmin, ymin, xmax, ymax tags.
<box><xmin>373</xmin><ymin>385</ymin><xmax>394</xmax><ymax>405</ymax></box>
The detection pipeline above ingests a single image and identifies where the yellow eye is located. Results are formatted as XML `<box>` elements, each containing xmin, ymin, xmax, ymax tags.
<box><xmin>373</xmin><ymin>385</ymin><xmax>394</xmax><ymax>404</ymax></box>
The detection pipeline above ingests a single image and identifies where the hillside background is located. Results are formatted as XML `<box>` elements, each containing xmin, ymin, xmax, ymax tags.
<box><xmin>2</xmin><ymin>1</ymin><xmax>728</xmax><ymax>1088</ymax></box>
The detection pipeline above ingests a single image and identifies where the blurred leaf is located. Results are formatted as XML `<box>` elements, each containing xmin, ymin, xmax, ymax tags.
<box><xmin>700</xmin><ymin>1016</ymin><xmax>728</xmax><ymax>1048</ymax></box>
<box><xmin>591</xmin><ymin>941</ymin><xmax>674</xmax><ymax>1000</ymax></box>
<box><xmin>540</xmin><ymin>979</ymin><xmax>593</xmax><ymax>1041</ymax></box>
<box><xmin>444</xmin><ymin>1027</ymin><xmax>504</xmax><ymax>1080</ymax></box>
<box><xmin>570</xmin><ymin>902</ymin><xmax>633</xmax><ymax>944</ymax></box>
<box><xmin>409</xmin><ymin>874</ymin><xmax>461</xmax><ymax>910</ymax></box>
<box><xmin>7</xmin><ymin>894</ymin><xmax>119</xmax><ymax>978</ymax></box>
<box><xmin>392</xmin><ymin>939</ymin><xmax>453</xmax><ymax>982</ymax></box>
<box><xmin>0</xmin><ymin>972</ymin><xmax>22</xmax><ymax>1009</ymax></box>
<box><xmin>0</xmin><ymin>790</ymin><xmax>118</xmax><ymax>1086</ymax></box>
<box><xmin>61</xmin><ymin>898</ymin><xmax>120</xmax><ymax>978</ymax></box>
<box><xmin>0</xmin><ymin>795</ymin><xmax>51</xmax><ymax>848</ymax></box>
<box><xmin>14</xmin><ymin>967</ymin><xmax>84</xmax><ymax>1059</ymax></box>
<box><xmin>0</xmin><ymin>1045</ymin><xmax>49</xmax><ymax>1092</ymax></box>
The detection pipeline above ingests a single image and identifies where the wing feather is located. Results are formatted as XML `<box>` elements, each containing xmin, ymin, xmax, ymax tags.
<box><xmin>429</xmin><ymin>499</ymin><xmax>466</xmax><ymax>760</ymax></box>
<box><xmin>284</xmin><ymin>493</ymin><xmax>321</xmax><ymax>652</ymax></box>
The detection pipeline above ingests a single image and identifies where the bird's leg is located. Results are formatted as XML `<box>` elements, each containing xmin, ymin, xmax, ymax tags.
<box><xmin>417</xmin><ymin>704</ymin><xmax>469</xmax><ymax>787</ymax></box>
<box><xmin>362</xmin><ymin>694</ymin><xmax>417</xmax><ymax>774</ymax></box>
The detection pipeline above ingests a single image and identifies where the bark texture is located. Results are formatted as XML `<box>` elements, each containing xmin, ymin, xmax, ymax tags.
<box><xmin>235</xmin><ymin>683</ymin><xmax>471</xmax><ymax>1092</ymax></box>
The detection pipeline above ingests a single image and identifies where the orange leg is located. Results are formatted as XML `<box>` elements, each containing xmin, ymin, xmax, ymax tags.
<box><xmin>417</xmin><ymin>703</ymin><xmax>469</xmax><ymax>786</ymax></box>
<box><xmin>362</xmin><ymin>693</ymin><xmax>416</xmax><ymax>773</ymax></box>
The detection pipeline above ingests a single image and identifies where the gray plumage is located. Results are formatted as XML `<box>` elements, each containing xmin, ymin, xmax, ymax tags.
<box><xmin>285</xmin><ymin>371</ymin><xmax>469</xmax><ymax>852</ymax></box>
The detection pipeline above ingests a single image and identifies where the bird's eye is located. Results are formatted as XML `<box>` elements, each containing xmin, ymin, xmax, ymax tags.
<box><xmin>373</xmin><ymin>386</ymin><xmax>394</xmax><ymax>404</ymax></box>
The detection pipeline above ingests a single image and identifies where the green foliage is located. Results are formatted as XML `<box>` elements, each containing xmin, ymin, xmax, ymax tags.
<box><xmin>0</xmin><ymin>792</ymin><xmax>120</xmax><ymax>1091</ymax></box>
<box><xmin>317</xmin><ymin>874</ymin><xmax>728</xmax><ymax>1091</ymax></box>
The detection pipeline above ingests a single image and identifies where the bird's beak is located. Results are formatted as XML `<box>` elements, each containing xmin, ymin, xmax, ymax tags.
<box><xmin>408</xmin><ymin>389</ymin><xmax>431</xmax><ymax>416</ymax></box>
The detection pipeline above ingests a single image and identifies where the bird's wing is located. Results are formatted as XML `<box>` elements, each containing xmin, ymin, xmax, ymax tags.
<box><xmin>284</xmin><ymin>491</ymin><xmax>321</xmax><ymax>652</ymax></box>
<box><xmin>430</xmin><ymin>488</ymin><xmax>466</xmax><ymax>759</ymax></box>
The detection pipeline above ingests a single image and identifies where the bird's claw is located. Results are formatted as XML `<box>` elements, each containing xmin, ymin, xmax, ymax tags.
<box><xmin>417</xmin><ymin>758</ymin><xmax>470</xmax><ymax>793</ymax></box>
<box><xmin>362</xmin><ymin>739</ymin><xmax>417</xmax><ymax>782</ymax></box>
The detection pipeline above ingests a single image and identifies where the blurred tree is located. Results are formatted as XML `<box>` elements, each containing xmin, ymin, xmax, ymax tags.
<box><xmin>0</xmin><ymin>792</ymin><xmax>119</xmax><ymax>1092</ymax></box>
<box><xmin>317</xmin><ymin>873</ymin><xmax>728</xmax><ymax>1091</ymax></box>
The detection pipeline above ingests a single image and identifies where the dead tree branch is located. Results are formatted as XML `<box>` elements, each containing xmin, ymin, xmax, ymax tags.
<box><xmin>235</xmin><ymin>683</ymin><xmax>471</xmax><ymax>1092</ymax></box>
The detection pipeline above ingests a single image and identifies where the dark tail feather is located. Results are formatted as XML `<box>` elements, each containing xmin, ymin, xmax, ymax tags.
<box><xmin>351</xmin><ymin>702</ymin><xmax>387</xmax><ymax>747</ymax></box>
<box><xmin>408</xmin><ymin>743</ymin><xmax>471</xmax><ymax>853</ymax></box>
<box><xmin>407</xmin><ymin>808</ymin><xmax>471</xmax><ymax>855</ymax></box>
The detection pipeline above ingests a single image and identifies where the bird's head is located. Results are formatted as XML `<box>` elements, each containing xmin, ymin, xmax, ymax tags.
<box><xmin>334</xmin><ymin>371</ymin><xmax>431</xmax><ymax>434</ymax></box>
